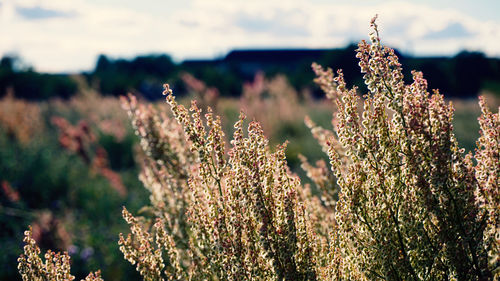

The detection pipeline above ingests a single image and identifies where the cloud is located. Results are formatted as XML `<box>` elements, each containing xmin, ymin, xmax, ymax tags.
<box><xmin>16</xmin><ymin>5</ymin><xmax>76</xmax><ymax>20</ymax></box>
<box><xmin>423</xmin><ymin>22</ymin><xmax>476</xmax><ymax>39</ymax></box>
<box><xmin>0</xmin><ymin>0</ymin><xmax>499</xmax><ymax>72</ymax></box>
<box><xmin>234</xmin><ymin>11</ymin><xmax>310</xmax><ymax>37</ymax></box>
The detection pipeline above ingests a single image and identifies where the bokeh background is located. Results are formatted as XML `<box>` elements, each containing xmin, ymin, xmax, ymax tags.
<box><xmin>1</xmin><ymin>0</ymin><xmax>499</xmax><ymax>280</ymax></box>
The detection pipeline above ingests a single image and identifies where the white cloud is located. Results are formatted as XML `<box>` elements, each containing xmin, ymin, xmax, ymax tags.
<box><xmin>1</xmin><ymin>0</ymin><xmax>499</xmax><ymax>72</ymax></box>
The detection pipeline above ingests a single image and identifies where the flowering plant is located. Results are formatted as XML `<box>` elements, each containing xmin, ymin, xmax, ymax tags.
<box><xmin>18</xmin><ymin>227</ymin><xmax>103</xmax><ymax>281</ymax></box>
<box><xmin>18</xmin><ymin>16</ymin><xmax>498</xmax><ymax>280</ymax></box>
<box><xmin>303</xmin><ymin>15</ymin><xmax>498</xmax><ymax>280</ymax></box>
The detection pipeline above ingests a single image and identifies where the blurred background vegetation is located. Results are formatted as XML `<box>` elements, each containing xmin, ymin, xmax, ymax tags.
<box><xmin>2</xmin><ymin>46</ymin><xmax>500</xmax><ymax>101</ymax></box>
<box><xmin>1</xmin><ymin>46</ymin><xmax>499</xmax><ymax>280</ymax></box>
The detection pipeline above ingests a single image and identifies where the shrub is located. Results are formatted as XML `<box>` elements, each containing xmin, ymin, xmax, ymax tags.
<box><xmin>303</xmin><ymin>16</ymin><xmax>498</xmax><ymax>279</ymax></box>
<box><xmin>118</xmin><ymin>87</ymin><xmax>331</xmax><ymax>280</ymax></box>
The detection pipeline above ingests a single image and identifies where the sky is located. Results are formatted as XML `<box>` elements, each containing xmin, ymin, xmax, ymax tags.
<box><xmin>1</xmin><ymin>0</ymin><xmax>499</xmax><ymax>73</ymax></box>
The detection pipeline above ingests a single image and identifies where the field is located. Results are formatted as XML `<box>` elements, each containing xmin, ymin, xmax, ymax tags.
<box><xmin>1</xmin><ymin>70</ymin><xmax>498</xmax><ymax>280</ymax></box>
<box><xmin>1</xmin><ymin>17</ymin><xmax>499</xmax><ymax>281</ymax></box>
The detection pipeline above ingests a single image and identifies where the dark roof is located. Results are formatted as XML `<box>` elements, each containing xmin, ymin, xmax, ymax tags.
<box><xmin>224</xmin><ymin>49</ymin><xmax>331</xmax><ymax>63</ymax></box>
<box><xmin>181</xmin><ymin>58</ymin><xmax>222</xmax><ymax>67</ymax></box>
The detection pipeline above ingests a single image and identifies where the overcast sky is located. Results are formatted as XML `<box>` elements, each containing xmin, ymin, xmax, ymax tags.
<box><xmin>1</xmin><ymin>0</ymin><xmax>499</xmax><ymax>73</ymax></box>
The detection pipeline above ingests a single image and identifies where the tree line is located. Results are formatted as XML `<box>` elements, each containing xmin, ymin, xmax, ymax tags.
<box><xmin>1</xmin><ymin>46</ymin><xmax>499</xmax><ymax>100</ymax></box>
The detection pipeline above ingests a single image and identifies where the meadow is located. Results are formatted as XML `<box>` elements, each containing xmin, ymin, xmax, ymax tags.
<box><xmin>2</xmin><ymin>19</ymin><xmax>499</xmax><ymax>280</ymax></box>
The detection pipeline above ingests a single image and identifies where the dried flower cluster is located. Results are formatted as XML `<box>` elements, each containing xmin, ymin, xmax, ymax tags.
<box><xmin>181</xmin><ymin>72</ymin><xmax>220</xmax><ymax>111</ymax></box>
<box><xmin>119</xmin><ymin>93</ymin><xmax>194</xmax><ymax>265</ymax></box>
<box><xmin>2</xmin><ymin>180</ymin><xmax>20</xmax><ymax>202</ymax></box>
<box><xmin>18</xmin><ymin>227</ymin><xmax>103</xmax><ymax>281</ymax></box>
<box><xmin>118</xmin><ymin>85</ymin><xmax>337</xmax><ymax>280</ymax></box>
<box><xmin>240</xmin><ymin>72</ymin><xmax>305</xmax><ymax>137</ymax></box>
<box><xmin>0</xmin><ymin>91</ymin><xmax>44</xmax><ymax>144</ymax></box>
<box><xmin>52</xmin><ymin>116</ymin><xmax>127</xmax><ymax>196</ymax></box>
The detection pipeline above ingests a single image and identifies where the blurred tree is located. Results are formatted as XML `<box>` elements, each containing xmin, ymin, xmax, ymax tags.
<box><xmin>0</xmin><ymin>56</ymin><xmax>77</xmax><ymax>100</ymax></box>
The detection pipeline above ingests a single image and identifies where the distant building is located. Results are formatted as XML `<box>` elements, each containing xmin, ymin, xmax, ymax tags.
<box><xmin>182</xmin><ymin>49</ymin><xmax>331</xmax><ymax>78</ymax></box>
